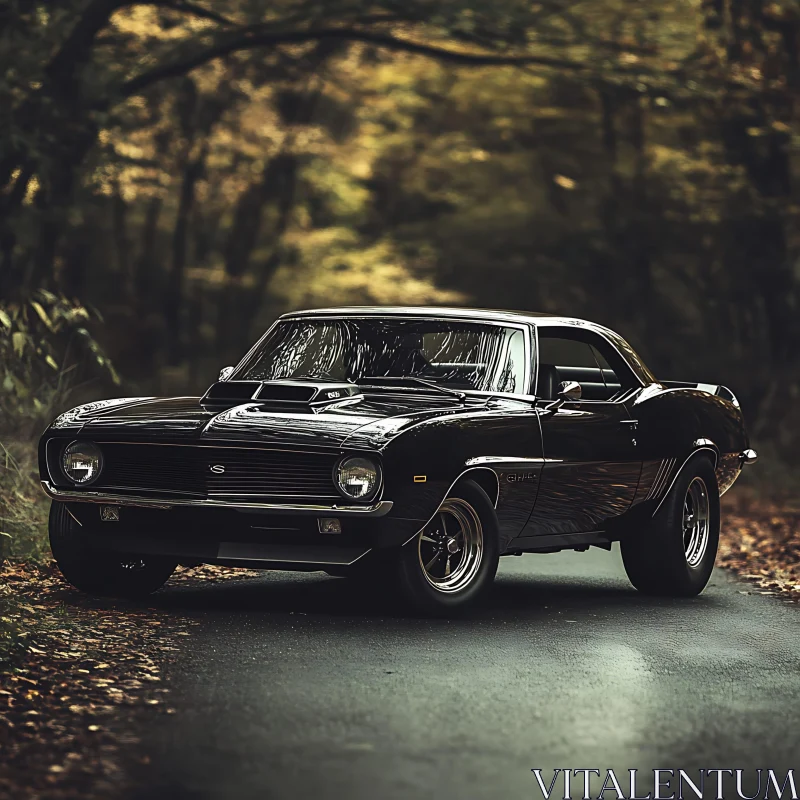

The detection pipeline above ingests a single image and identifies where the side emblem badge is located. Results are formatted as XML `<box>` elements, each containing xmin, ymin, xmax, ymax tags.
<box><xmin>210</xmin><ymin>464</ymin><xmax>225</xmax><ymax>474</ymax></box>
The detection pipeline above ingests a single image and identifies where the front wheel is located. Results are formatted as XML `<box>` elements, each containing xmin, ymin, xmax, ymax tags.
<box><xmin>49</xmin><ymin>502</ymin><xmax>176</xmax><ymax>598</ymax></box>
<box><xmin>621</xmin><ymin>455</ymin><xmax>720</xmax><ymax>597</ymax></box>
<box><xmin>394</xmin><ymin>480</ymin><xmax>499</xmax><ymax>615</ymax></box>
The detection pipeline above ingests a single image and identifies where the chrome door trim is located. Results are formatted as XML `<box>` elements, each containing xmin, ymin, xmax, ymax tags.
<box><xmin>465</xmin><ymin>456</ymin><xmax>562</xmax><ymax>465</ymax></box>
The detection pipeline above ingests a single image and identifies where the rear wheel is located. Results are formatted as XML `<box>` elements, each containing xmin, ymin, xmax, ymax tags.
<box><xmin>49</xmin><ymin>502</ymin><xmax>176</xmax><ymax>598</ymax></box>
<box><xmin>621</xmin><ymin>455</ymin><xmax>720</xmax><ymax>596</ymax></box>
<box><xmin>394</xmin><ymin>480</ymin><xmax>499</xmax><ymax>615</ymax></box>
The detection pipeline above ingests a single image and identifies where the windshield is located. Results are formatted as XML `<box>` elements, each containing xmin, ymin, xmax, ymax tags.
<box><xmin>234</xmin><ymin>318</ymin><xmax>528</xmax><ymax>394</ymax></box>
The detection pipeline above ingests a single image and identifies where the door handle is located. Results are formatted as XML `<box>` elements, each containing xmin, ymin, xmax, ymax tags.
<box><xmin>620</xmin><ymin>419</ymin><xmax>639</xmax><ymax>430</ymax></box>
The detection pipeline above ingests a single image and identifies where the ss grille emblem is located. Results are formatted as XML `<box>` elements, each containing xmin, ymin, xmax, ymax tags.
<box><xmin>209</xmin><ymin>464</ymin><xmax>225</xmax><ymax>474</ymax></box>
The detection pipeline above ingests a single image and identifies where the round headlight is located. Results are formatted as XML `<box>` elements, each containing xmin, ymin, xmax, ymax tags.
<box><xmin>335</xmin><ymin>457</ymin><xmax>380</xmax><ymax>500</ymax></box>
<box><xmin>62</xmin><ymin>441</ymin><xmax>103</xmax><ymax>486</ymax></box>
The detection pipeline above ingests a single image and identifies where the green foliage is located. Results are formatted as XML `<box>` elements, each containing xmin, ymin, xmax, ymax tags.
<box><xmin>0</xmin><ymin>291</ymin><xmax>122</xmax><ymax>564</ymax></box>
<box><xmin>0</xmin><ymin>440</ymin><xmax>50</xmax><ymax>563</ymax></box>
<box><xmin>0</xmin><ymin>293</ymin><xmax>120</xmax><ymax>437</ymax></box>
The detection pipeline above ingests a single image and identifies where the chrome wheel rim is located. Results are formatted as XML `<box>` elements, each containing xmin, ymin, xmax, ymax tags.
<box><xmin>418</xmin><ymin>498</ymin><xmax>484</xmax><ymax>593</ymax></box>
<box><xmin>683</xmin><ymin>477</ymin><xmax>710</xmax><ymax>568</ymax></box>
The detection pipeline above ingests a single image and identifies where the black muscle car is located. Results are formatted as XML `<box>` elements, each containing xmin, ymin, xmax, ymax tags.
<box><xmin>40</xmin><ymin>307</ymin><xmax>757</xmax><ymax>613</ymax></box>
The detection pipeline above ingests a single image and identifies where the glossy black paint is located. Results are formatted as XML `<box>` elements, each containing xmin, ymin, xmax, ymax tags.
<box><xmin>38</xmin><ymin>307</ymin><xmax>753</xmax><ymax>568</ymax></box>
<box><xmin>525</xmin><ymin>399</ymin><xmax>641</xmax><ymax>537</ymax></box>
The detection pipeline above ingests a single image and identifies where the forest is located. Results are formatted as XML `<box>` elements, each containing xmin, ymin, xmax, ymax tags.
<box><xmin>2</xmin><ymin>0</ymin><xmax>800</xmax><ymax>523</ymax></box>
<box><xmin>4</xmin><ymin>7</ymin><xmax>800</xmax><ymax>795</ymax></box>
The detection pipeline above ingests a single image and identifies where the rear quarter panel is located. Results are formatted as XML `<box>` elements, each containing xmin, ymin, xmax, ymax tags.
<box><xmin>632</xmin><ymin>386</ymin><xmax>749</xmax><ymax>498</ymax></box>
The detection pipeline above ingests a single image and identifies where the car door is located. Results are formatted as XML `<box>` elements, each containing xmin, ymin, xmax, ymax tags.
<box><xmin>523</xmin><ymin>329</ymin><xmax>642</xmax><ymax>536</ymax></box>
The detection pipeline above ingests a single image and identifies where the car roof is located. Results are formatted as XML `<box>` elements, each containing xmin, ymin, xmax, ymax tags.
<box><xmin>280</xmin><ymin>305</ymin><xmax>595</xmax><ymax>328</ymax></box>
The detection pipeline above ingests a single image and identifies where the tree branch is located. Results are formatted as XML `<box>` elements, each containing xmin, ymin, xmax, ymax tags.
<box><xmin>141</xmin><ymin>0</ymin><xmax>237</xmax><ymax>27</ymax></box>
<box><xmin>46</xmin><ymin>0</ymin><xmax>128</xmax><ymax>83</ymax></box>
<box><xmin>117</xmin><ymin>27</ymin><xmax>591</xmax><ymax>99</ymax></box>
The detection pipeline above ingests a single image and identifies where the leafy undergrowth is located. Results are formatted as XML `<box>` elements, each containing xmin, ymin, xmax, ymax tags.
<box><xmin>718</xmin><ymin>493</ymin><xmax>800</xmax><ymax>601</ymax></box>
<box><xmin>0</xmin><ymin>440</ymin><xmax>51</xmax><ymax>564</ymax></box>
<box><xmin>0</xmin><ymin>562</ymin><xmax>197</xmax><ymax>799</ymax></box>
<box><xmin>0</xmin><ymin>559</ymin><xmax>264</xmax><ymax>798</ymax></box>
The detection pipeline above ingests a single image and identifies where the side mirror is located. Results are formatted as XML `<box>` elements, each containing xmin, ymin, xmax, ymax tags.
<box><xmin>557</xmin><ymin>380</ymin><xmax>582</xmax><ymax>402</ymax></box>
<box><xmin>219</xmin><ymin>366</ymin><xmax>234</xmax><ymax>381</ymax></box>
<box><xmin>545</xmin><ymin>380</ymin><xmax>582</xmax><ymax>411</ymax></box>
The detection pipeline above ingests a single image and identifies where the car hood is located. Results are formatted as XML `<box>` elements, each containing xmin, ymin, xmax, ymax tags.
<box><xmin>50</xmin><ymin>394</ymin><xmax>481</xmax><ymax>450</ymax></box>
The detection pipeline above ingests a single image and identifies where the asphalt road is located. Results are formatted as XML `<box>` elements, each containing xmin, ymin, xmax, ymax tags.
<box><xmin>129</xmin><ymin>548</ymin><xmax>800</xmax><ymax>800</ymax></box>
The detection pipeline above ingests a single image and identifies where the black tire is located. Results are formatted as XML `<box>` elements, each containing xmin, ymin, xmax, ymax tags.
<box><xmin>621</xmin><ymin>455</ymin><xmax>720</xmax><ymax>597</ymax></box>
<box><xmin>394</xmin><ymin>479</ymin><xmax>500</xmax><ymax>615</ymax></box>
<box><xmin>49</xmin><ymin>502</ymin><xmax>176</xmax><ymax>598</ymax></box>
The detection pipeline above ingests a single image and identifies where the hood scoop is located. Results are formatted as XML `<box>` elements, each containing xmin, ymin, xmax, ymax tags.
<box><xmin>201</xmin><ymin>380</ymin><xmax>362</xmax><ymax>412</ymax></box>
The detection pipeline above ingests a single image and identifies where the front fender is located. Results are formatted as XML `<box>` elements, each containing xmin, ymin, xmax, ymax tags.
<box><xmin>373</xmin><ymin>408</ymin><xmax>543</xmax><ymax>550</ymax></box>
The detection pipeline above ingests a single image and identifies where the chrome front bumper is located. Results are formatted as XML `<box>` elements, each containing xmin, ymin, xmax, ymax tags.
<box><xmin>41</xmin><ymin>481</ymin><xmax>393</xmax><ymax>517</ymax></box>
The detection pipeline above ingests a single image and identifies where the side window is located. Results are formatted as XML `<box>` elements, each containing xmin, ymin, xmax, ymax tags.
<box><xmin>494</xmin><ymin>328</ymin><xmax>525</xmax><ymax>394</ymax></box>
<box><xmin>539</xmin><ymin>338</ymin><xmax>598</xmax><ymax>369</ymax></box>
<box><xmin>537</xmin><ymin>332</ymin><xmax>626</xmax><ymax>401</ymax></box>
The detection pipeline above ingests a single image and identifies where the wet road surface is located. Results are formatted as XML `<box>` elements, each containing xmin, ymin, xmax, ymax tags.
<box><xmin>129</xmin><ymin>547</ymin><xmax>800</xmax><ymax>800</ymax></box>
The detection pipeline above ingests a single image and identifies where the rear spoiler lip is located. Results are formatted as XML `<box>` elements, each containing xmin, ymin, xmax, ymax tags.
<box><xmin>660</xmin><ymin>381</ymin><xmax>739</xmax><ymax>407</ymax></box>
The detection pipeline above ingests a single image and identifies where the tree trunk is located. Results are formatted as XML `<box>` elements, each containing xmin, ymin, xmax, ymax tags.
<box><xmin>594</xmin><ymin>86</ymin><xmax>638</xmax><ymax>328</ymax></box>
<box><xmin>627</xmin><ymin>97</ymin><xmax>655</xmax><ymax>336</ymax></box>
<box><xmin>221</xmin><ymin>153</ymin><xmax>298</xmax><ymax>355</ymax></box>
<box><xmin>717</xmin><ymin>0</ymin><xmax>797</xmax><ymax>365</ymax></box>
<box><xmin>0</xmin><ymin>163</ymin><xmax>36</xmax><ymax>299</ymax></box>
<box><xmin>136</xmin><ymin>196</ymin><xmax>163</xmax><ymax>316</ymax></box>
<box><xmin>223</xmin><ymin>154</ymin><xmax>299</xmax><ymax>279</ymax></box>
<box><xmin>165</xmin><ymin>146</ymin><xmax>207</xmax><ymax>365</ymax></box>
<box><xmin>111</xmin><ymin>182</ymin><xmax>134</xmax><ymax>305</ymax></box>
<box><xmin>0</xmin><ymin>0</ymin><xmax>121</xmax><ymax>296</ymax></box>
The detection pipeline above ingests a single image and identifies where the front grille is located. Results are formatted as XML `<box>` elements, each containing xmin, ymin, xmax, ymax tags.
<box><xmin>94</xmin><ymin>443</ymin><xmax>339</xmax><ymax>500</ymax></box>
<box><xmin>100</xmin><ymin>444</ymin><xmax>205</xmax><ymax>497</ymax></box>
<box><xmin>205</xmin><ymin>448</ymin><xmax>338</xmax><ymax>498</ymax></box>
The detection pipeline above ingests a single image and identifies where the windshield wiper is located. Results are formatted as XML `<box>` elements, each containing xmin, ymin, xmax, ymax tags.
<box><xmin>359</xmin><ymin>376</ymin><xmax>466</xmax><ymax>401</ymax></box>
